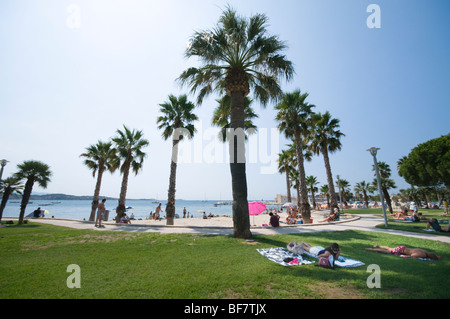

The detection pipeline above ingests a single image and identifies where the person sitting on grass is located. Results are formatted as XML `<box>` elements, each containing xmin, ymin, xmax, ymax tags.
<box><xmin>425</xmin><ymin>218</ymin><xmax>450</xmax><ymax>233</ymax></box>
<box><xmin>365</xmin><ymin>245</ymin><xmax>440</xmax><ymax>260</ymax></box>
<box><xmin>319</xmin><ymin>208</ymin><xmax>340</xmax><ymax>223</ymax></box>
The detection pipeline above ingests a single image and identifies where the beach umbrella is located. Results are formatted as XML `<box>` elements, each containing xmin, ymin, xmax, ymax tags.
<box><xmin>282</xmin><ymin>202</ymin><xmax>297</xmax><ymax>208</ymax></box>
<box><xmin>248</xmin><ymin>201</ymin><xmax>267</xmax><ymax>226</ymax></box>
<box><xmin>248</xmin><ymin>201</ymin><xmax>267</xmax><ymax>215</ymax></box>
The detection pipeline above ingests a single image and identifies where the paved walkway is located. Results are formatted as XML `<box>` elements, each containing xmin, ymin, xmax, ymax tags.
<box><xmin>11</xmin><ymin>215</ymin><xmax>450</xmax><ymax>243</ymax></box>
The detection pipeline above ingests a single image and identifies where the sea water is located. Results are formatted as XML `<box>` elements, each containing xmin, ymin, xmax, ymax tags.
<box><xmin>3</xmin><ymin>199</ymin><xmax>280</xmax><ymax>221</ymax></box>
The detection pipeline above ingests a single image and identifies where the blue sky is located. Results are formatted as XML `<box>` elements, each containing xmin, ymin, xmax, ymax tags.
<box><xmin>1</xmin><ymin>0</ymin><xmax>449</xmax><ymax>201</ymax></box>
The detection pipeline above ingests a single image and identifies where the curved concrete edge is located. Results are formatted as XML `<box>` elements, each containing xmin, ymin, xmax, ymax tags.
<box><xmin>2</xmin><ymin>215</ymin><xmax>361</xmax><ymax>230</ymax></box>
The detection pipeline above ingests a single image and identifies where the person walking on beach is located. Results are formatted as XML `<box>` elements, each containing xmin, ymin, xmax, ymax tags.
<box><xmin>95</xmin><ymin>198</ymin><xmax>106</xmax><ymax>228</ymax></box>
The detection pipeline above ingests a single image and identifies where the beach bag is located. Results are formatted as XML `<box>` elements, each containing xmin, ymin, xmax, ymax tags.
<box><xmin>318</xmin><ymin>255</ymin><xmax>334</xmax><ymax>269</ymax></box>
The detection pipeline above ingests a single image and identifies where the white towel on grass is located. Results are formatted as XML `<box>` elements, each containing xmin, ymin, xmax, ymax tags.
<box><xmin>304</xmin><ymin>246</ymin><xmax>365</xmax><ymax>268</ymax></box>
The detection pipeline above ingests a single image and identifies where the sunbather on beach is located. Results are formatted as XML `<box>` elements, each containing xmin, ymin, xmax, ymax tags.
<box><xmin>318</xmin><ymin>208</ymin><xmax>339</xmax><ymax>223</ymax></box>
<box><xmin>365</xmin><ymin>245</ymin><xmax>439</xmax><ymax>260</ymax></box>
<box><xmin>426</xmin><ymin>218</ymin><xmax>450</xmax><ymax>233</ymax></box>
<box><xmin>300</xmin><ymin>242</ymin><xmax>341</xmax><ymax>260</ymax></box>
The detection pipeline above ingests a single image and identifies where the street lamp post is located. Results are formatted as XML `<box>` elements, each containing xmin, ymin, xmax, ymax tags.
<box><xmin>367</xmin><ymin>147</ymin><xmax>388</xmax><ymax>228</ymax></box>
<box><xmin>0</xmin><ymin>159</ymin><xmax>8</xmax><ymax>181</ymax></box>
<box><xmin>336</xmin><ymin>174</ymin><xmax>343</xmax><ymax>212</ymax></box>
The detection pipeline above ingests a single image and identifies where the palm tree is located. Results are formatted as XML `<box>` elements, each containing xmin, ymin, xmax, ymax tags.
<box><xmin>112</xmin><ymin>126</ymin><xmax>149</xmax><ymax>221</ymax></box>
<box><xmin>275</xmin><ymin>90</ymin><xmax>315</xmax><ymax>222</ymax></box>
<box><xmin>178</xmin><ymin>7</ymin><xmax>294</xmax><ymax>238</ymax></box>
<box><xmin>212</xmin><ymin>95</ymin><xmax>258</xmax><ymax>142</ymax></box>
<box><xmin>308</xmin><ymin>111</ymin><xmax>344</xmax><ymax>213</ymax></box>
<box><xmin>157</xmin><ymin>94</ymin><xmax>198</xmax><ymax>225</ymax></box>
<box><xmin>14</xmin><ymin>160</ymin><xmax>52</xmax><ymax>224</ymax></box>
<box><xmin>80</xmin><ymin>141</ymin><xmax>119</xmax><ymax>221</ymax></box>
<box><xmin>354</xmin><ymin>181</ymin><xmax>373</xmax><ymax>209</ymax></box>
<box><xmin>277</xmin><ymin>148</ymin><xmax>295</xmax><ymax>203</ymax></box>
<box><xmin>320</xmin><ymin>184</ymin><xmax>330</xmax><ymax>209</ymax></box>
<box><xmin>336</xmin><ymin>178</ymin><xmax>351</xmax><ymax>208</ymax></box>
<box><xmin>306</xmin><ymin>176</ymin><xmax>319</xmax><ymax>210</ymax></box>
<box><xmin>372</xmin><ymin>161</ymin><xmax>396</xmax><ymax>214</ymax></box>
<box><xmin>289</xmin><ymin>167</ymin><xmax>300</xmax><ymax>204</ymax></box>
<box><xmin>0</xmin><ymin>177</ymin><xmax>23</xmax><ymax>222</ymax></box>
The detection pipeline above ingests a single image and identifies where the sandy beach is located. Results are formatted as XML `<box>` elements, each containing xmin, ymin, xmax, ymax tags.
<box><xmin>110</xmin><ymin>210</ymin><xmax>340</xmax><ymax>228</ymax></box>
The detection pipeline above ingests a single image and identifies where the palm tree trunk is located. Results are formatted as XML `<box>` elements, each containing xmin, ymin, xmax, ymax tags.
<box><xmin>293</xmin><ymin>129</ymin><xmax>311</xmax><ymax>222</ymax></box>
<box><xmin>285</xmin><ymin>165</ymin><xmax>291</xmax><ymax>202</ymax></box>
<box><xmin>19</xmin><ymin>178</ymin><xmax>34</xmax><ymax>224</ymax></box>
<box><xmin>229</xmin><ymin>90</ymin><xmax>251</xmax><ymax>238</ymax></box>
<box><xmin>363</xmin><ymin>191</ymin><xmax>369</xmax><ymax>209</ymax></box>
<box><xmin>90</xmin><ymin>167</ymin><xmax>104</xmax><ymax>221</ymax></box>
<box><xmin>166</xmin><ymin>139</ymin><xmax>179</xmax><ymax>225</ymax></box>
<box><xmin>382</xmin><ymin>187</ymin><xmax>393</xmax><ymax>214</ymax></box>
<box><xmin>322</xmin><ymin>147</ymin><xmax>338</xmax><ymax>213</ymax></box>
<box><xmin>311</xmin><ymin>188</ymin><xmax>316</xmax><ymax>210</ymax></box>
<box><xmin>116</xmin><ymin>162</ymin><xmax>130</xmax><ymax>222</ymax></box>
<box><xmin>0</xmin><ymin>189</ymin><xmax>12</xmax><ymax>222</ymax></box>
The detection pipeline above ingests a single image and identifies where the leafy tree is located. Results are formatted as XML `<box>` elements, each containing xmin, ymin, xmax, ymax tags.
<box><xmin>80</xmin><ymin>141</ymin><xmax>119</xmax><ymax>221</ymax></box>
<box><xmin>14</xmin><ymin>160</ymin><xmax>52</xmax><ymax>224</ymax></box>
<box><xmin>179</xmin><ymin>6</ymin><xmax>294</xmax><ymax>238</ymax></box>
<box><xmin>157</xmin><ymin>94</ymin><xmax>198</xmax><ymax>225</ymax></box>
<box><xmin>398</xmin><ymin>134</ymin><xmax>450</xmax><ymax>189</ymax></box>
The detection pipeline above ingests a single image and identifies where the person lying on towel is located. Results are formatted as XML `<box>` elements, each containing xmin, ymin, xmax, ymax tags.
<box><xmin>365</xmin><ymin>245</ymin><xmax>440</xmax><ymax>260</ymax></box>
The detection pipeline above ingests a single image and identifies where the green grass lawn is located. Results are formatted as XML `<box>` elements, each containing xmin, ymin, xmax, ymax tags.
<box><xmin>1</xmin><ymin>221</ymin><xmax>449</xmax><ymax>299</ymax></box>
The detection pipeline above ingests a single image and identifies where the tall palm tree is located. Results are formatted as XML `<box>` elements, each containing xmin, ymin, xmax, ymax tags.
<box><xmin>306</xmin><ymin>176</ymin><xmax>319</xmax><ymax>210</ymax></box>
<box><xmin>178</xmin><ymin>7</ymin><xmax>294</xmax><ymax>238</ymax></box>
<box><xmin>275</xmin><ymin>90</ymin><xmax>315</xmax><ymax>223</ymax></box>
<box><xmin>212</xmin><ymin>95</ymin><xmax>258</xmax><ymax>142</ymax></box>
<box><xmin>80</xmin><ymin>140</ymin><xmax>119</xmax><ymax>221</ymax></box>
<box><xmin>354</xmin><ymin>181</ymin><xmax>373</xmax><ymax>209</ymax></box>
<box><xmin>157</xmin><ymin>94</ymin><xmax>198</xmax><ymax>225</ymax></box>
<box><xmin>336</xmin><ymin>178</ymin><xmax>351</xmax><ymax>207</ymax></box>
<box><xmin>308</xmin><ymin>111</ymin><xmax>344</xmax><ymax>213</ymax></box>
<box><xmin>277</xmin><ymin>148</ymin><xmax>295</xmax><ymax>203</ymax></box>
<box><xmin>112</xmin><ymin>126</ymin><xmax>149</xmax><ymax>221</ymax></box>
<box><xmin>14</xmin><ymin>160</ymin><xmax>52</xmax><ymax>224</ymax></box>
<box><xmin>0</xmin><ymin>177</ymin><xmax>23</xmax><ymax>222</ymax></box>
